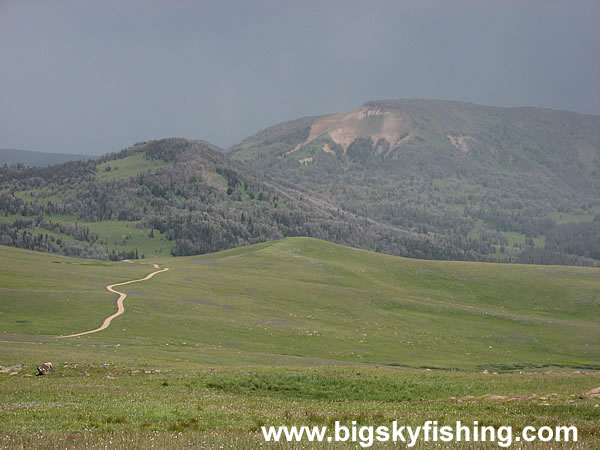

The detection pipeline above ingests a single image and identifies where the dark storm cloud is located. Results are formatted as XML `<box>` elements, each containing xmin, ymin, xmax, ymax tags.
<box><xmin>1</xmin><ymin>0</ymin><xmax>599</xmax><ymax>155</ymax></box>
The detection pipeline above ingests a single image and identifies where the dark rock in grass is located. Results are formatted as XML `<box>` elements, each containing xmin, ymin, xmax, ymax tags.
<box><xmin>36</xmin><ymin>362</ymin><xmax>53</xmax><ymax>376</ymax></box>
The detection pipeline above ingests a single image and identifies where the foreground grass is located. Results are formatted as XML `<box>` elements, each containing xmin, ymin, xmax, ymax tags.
<box><xmin>1</xmin><ymin>343</ymin><xmax>599</xmax><ymax>448</ymax></box>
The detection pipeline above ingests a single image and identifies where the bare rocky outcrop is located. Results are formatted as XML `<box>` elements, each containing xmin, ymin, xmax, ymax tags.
<box><xmin>36</xmin><ymin>362</ymin><xmax>53</xmax><ymax>376</ymax></box>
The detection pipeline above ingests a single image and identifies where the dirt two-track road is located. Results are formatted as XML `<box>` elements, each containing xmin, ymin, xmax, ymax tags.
<box><xmin>58</xmin><ymin>264</ymin><xmax>169</xmax><ymax>338</ymax></box>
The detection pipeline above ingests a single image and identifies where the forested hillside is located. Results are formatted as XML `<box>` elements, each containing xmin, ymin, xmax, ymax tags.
<box><xmin>0</xmin><ymin>138</ymin><xmax>464</xmax><ymax>261</ymax></box>
<box><xmin>230</xmin><ymin>99</ymin><xmax>600</xmax><ymax>265</ymax></box>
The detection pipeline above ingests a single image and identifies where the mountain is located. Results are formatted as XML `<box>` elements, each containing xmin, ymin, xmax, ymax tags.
<box><xmin>0</xmin><ymin>138</ymin><xmax>462</xmax><ymax>260</ymax></box>
<box><xmin>1</xmin><ymin>100</ymin><xmax>598</xmax><ymax>265</ymax></box>
<box><xmin>230</xmin><ymin>99</ymin><xmax>600</xmax><ymax>265</ymax></box>
<box><xmin>0</xmin><ymin>148</ymin><xmax>93</xmax><ymax>166</ymax></box>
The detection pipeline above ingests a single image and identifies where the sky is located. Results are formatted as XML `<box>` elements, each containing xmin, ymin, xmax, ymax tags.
<box><xmin>1</xmin><ymin>1</ymin><xmax>599</xmax><ymax>155</ymax></box>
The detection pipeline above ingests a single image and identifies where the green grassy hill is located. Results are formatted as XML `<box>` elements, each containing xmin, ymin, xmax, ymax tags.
<box><xmin>2</xmin><ymin>238</ymin><xmax>598</xmax><ymax>370</ymax></box>
<box><xmin>1</xmin><ymin>240</ymin><xmax>600</xmax><ymax>447</ymax></box>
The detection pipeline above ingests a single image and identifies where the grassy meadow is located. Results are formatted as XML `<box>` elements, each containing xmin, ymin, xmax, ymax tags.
<box><xmin>1</xmin><ymin>238</ymin><xmax>599</xmax><ymax>447</ymax></box>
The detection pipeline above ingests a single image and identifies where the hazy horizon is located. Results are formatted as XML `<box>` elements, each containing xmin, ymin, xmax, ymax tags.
<box><xmin>2</xmin><ymin>0</ymin><xmax>599</xmax><ymax>155</ymax></box>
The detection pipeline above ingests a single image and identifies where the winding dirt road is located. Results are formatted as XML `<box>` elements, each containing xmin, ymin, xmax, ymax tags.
<box><xmin>58</xmin><ymin>264</ymin><xmax>169</xmax><ymax>338</ymax></box>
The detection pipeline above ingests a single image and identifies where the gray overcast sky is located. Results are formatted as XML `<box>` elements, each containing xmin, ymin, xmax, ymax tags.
<box><xmin>1</xmin><ymin>1</ymin><xmax>599</xmax><ymax>155</ymax></box>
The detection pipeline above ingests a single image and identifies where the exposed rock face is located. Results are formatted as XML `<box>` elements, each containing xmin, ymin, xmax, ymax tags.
<box><xmin>301</xmin><ymin>106</ymin><xmax>413</xmax><ymax>154</ymax></box>
<box><xmin>36</xmin><ymin>362</ymin><xmax>53</xmax><ymax>376</ymax></box>
<box><xmin>447</xmin><ymin>134</ymin><xmax>475</xmax><ymax>153</ymax></box>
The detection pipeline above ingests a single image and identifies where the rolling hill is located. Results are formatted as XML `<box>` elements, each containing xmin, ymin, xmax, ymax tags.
<box><xmin>230</xmin><ymin>99</ymin><xmax>600</xmax><ymax>265</ymax></box>
<box><xmin>2</xmin><ymin>238</ymin><xmax>599</xmax><ymax>370</ymax></box>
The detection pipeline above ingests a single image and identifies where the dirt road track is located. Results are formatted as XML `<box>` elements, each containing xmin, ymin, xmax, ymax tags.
<box><xmin>58</xmin><ymin>264</ymin><xmax>169</xmax><ymax>338</ymax></box>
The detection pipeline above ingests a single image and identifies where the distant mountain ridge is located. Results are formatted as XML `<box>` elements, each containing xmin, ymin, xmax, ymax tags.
<box><xmin>0</xmin><ymin>148</ymin><xmax>93</xmax><ymax>167</ymax></box>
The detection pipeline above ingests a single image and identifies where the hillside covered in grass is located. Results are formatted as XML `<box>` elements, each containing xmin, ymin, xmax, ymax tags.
<box><xmin>2</xmin><ymin>238</ymin><xmax>598</xmax><ymax>370</ymax></box>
